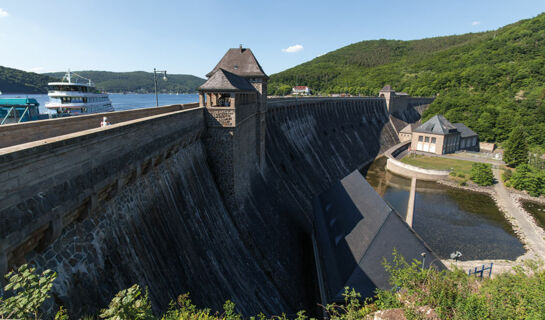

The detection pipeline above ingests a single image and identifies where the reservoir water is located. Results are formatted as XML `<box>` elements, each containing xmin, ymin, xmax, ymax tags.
<box><xmin>364</xmin><ymin>157</ymin><xmax>525</xmax><ymax>261</ymax></box>
<box><xmin>1</xmin><ymin>93</ymin><xmax>199</xmax><ymax>113</ymax></box>
<box><xmin>521</xmin><ymin>200</ymin><xmax>545</xmax><ymax>230</ymax></box>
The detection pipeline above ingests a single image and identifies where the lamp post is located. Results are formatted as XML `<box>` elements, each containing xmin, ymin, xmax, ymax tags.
<box><xmin>153</xmin><ymin>68</ymin><xmax>167</xmax><ymax>107</ymax></box>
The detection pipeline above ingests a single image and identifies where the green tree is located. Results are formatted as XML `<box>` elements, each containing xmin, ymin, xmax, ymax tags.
<box><xmin>504</xmin><ymin>126</ymin><xmax>529</xmax><ymax>167</ymax></box>
<box><xmin>470</xmin><ymin>163</ymin><xmax>494</xmax><ymax>186</ymax></box>
<box><xmin>476</xmin><ymin>112</ymin><xmax>496</xmax><ymax>142</ymax></box>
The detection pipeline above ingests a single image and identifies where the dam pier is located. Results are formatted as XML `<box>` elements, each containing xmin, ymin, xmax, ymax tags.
<box><xmin>0</xmin><ymin>48</ymin><xmax>436</xmax><ymax>316</ymax></box>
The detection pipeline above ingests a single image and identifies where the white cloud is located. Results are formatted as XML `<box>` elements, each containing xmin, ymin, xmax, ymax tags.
<box><xmin>0</xmin><ymin>8</ymin><xmax>8</xmax><ymax>17</ymax></box>
<box><xmin>472</xmin><ymin>21</ymin><xmax>481</xmax><ymax>26</ymax></box>
<box><xmin>282</xmin><ymin>44</ymin><xmax>304</xmax><ymax>53</ymax></box>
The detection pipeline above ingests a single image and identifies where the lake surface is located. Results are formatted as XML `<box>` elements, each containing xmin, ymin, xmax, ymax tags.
<box><xmin>1</xmin><ymin>93</ymin><xmax>199</xmax><ymax>113</ymax></box>
<box><xmin>363</xmin><ymin>157</ymin><xmax>525</xmax><ymax>261</ymax></box>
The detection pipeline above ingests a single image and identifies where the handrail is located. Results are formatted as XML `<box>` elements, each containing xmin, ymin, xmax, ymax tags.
<box><xmin>18</xmin><ymin>107</ymin><xmax>29</xmax><ymax>123</ymax></box>
<box><xmin>1</xmin><ymin>107</ymin><xmax>14</xmax><ymax>125</ymax></box>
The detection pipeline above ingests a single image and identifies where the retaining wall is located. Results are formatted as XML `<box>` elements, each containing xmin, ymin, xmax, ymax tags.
<box><xmin>386</xmin><ymin>158</ymin><xmax>450</xmax><ymax>181</ymax></box>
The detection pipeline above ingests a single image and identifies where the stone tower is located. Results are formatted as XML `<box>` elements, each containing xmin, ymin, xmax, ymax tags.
<box><xmin>205</xmin><ymin>46</ymin><xmax>268</xmax><ymax>170</ymax></box>
<box><xmin>379</xmin><ymin>85</ymin><xmax>395</xmax><ymax>113</ymax></box>
<box><xmin>199</xmin><ymin>47</ymin><xmax>267</xmax><ymax>209</ymax></box>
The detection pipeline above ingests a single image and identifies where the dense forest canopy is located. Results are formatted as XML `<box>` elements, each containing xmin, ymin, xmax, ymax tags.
<box><xmin>270</xmin><ymin>13</ymin><xmax>545</xmax><ymax>148</ymax></box>
<box><xmin>44</xmin><ymin>71</ymin><xmax>205</xmax><ymax>94</ymax></box>
<box><xmin>0</xmin><ymin>66</ymin><xmax>56</xmax><ymax>94</ymax></box>
<box><xmin>0</xmin><ymin>68</ymin><xmax>205</xmax><ymax>94</ymax></box>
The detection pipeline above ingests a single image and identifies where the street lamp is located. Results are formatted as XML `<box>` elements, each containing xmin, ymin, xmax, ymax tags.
<box><xmin>153</xmin><ymin>68</ymin><xmax>167</xmax><ymax>107</ymax></box>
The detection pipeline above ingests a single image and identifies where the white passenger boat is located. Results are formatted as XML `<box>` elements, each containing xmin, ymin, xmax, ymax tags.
<box><xmin>46</xmin><ymin>71</ymin><xmax>113</xmax><ymax>114</ymax></box>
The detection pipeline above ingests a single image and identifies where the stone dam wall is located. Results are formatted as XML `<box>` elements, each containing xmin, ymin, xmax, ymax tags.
<box><xmin>0</xmin><ymin>98</ymin><xmax>427</xmax><ymax>317</ymax></box>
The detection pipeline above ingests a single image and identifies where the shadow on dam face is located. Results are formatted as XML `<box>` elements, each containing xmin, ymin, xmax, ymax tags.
<box><xmin>0</xmin><ymin>98</ymin><xmax>430</xmax><ymax>318</ymax></box>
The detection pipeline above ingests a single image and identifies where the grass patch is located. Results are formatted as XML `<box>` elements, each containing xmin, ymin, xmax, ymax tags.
<box><xmin>400</xmin><ymin>155</ymin><xmax>476</xmax><ymax>180</ymax></box>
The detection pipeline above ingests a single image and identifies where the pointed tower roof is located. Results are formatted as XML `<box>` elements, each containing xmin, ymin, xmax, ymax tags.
<box><xmin>414</xmin><ymin>115</ymin><xmax>457</xmax><ymax>135</ymax></box>
<box><xmin>380</xmin><ymin>85</ymin><xmax>394</xmax><ymax>92</ymax></box>
<box><xmin>206</xmin><ymin>47</ymin><xmax>268</xmax><ymax>79</ymax></box>
<box><xmin>199</xmin><ymin>69</ymin><xmax>257</xmax><ymax>92</ymax></box>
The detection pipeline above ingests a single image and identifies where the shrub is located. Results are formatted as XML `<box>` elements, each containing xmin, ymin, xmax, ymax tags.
<box><xmin>470</xmin><ymin>163</ymin><xmax>494</xmax><ymax>186</ymax></box>
<box><xmin>99</xmin><ymin>284</ymin><xmax>154</xmax><ymax>320</ymax></box>
<box><xmin>511</xmin><ymin>164</ymin><xmax>539</xmax><ymax>195</ymax></box>
<box><xmin>457</xmin><ymin>173</ymin><xmax>466</xmax><ymax>178</ymax></box>
<box><xmin>0</xmin><ymin>264</ymin><xmax>56</xmax><ymax>320</ymax></box>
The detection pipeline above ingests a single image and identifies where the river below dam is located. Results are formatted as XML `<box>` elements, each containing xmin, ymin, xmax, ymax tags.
<box><xmin>363</xmin><ymin>157</ymin><xmax>525</xmax><ymax>261</ymax></box>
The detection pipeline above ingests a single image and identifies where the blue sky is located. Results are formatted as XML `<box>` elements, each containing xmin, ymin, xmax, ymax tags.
<box><xmin>0</xmin><ymin>0</ymin><xmax>544</xmax><ymax>78</ymax></box>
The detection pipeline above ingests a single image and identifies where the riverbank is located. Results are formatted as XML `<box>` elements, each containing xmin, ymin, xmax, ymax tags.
<box><xmin>438</xmin><ymin>169</ymin><xmax>545</xmax><ymax>276</ymax></box>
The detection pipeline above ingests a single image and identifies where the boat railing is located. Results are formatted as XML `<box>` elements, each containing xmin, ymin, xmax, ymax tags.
<box><xmin>0</xmin><ymin>106</ymin><xmax>32</xmax><ymax>125</ymax></box>
<box><xmin>18</xmin><ymin>107</ymin><xmax>30</xmax><ymax>123</ymax></box>
<box><xmin>1</xmin><ymin>107</ymin><xmax>13</xmax><ymax>125</ymax></box>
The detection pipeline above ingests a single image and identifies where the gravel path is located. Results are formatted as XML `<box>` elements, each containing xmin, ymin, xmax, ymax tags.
<box><xmin>492</xmin><ymin>167</ymin><xmax>545</xmax><ymax>258</ymax></box>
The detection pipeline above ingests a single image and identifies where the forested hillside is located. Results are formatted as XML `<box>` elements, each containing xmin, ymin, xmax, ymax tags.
<box><xmin>45</xmin><ymin>71</ymin><xmax>205</xmax><ymax>93</ymax></box>
<box><xmin>0</xmin><ymin>66</ymin><xmax>56</xmax><ymax>93</ymax></box>
<box><xmin>270</xmin><ymin>13</ymin><xmax>545</xmax><ymax>147</ymax></box>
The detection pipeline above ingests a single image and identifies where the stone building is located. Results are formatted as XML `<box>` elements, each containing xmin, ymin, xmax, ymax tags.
<box><xmin>399</xmin><ymin>123</ymin><xmax>418</xmax><ymax>142</ymax></box>
<box><xmin>199</xmin><ymin>46</ymin><xmax>268</xmax><ymax>209</ymax></box>
<box><xmin>406</xmin><ymin>114</ymin><xmax>478</xmax><ymax>154</ymax></box>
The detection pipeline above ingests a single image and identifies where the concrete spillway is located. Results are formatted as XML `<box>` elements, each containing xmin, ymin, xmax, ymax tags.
<box><xmin>0</xmin><ymin>98</ymin><xmax>428</xmax><ymax>317</ymax></box>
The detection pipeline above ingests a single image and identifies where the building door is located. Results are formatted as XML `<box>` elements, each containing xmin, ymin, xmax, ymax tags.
<box><xmin>423</xmin><ymin>143</ymin><xmax>429</xmax><ymax>152</ymax></box>
<box><xmin>430</xmin><ymin>144</ymin><xmax>436</xmax><ymax>153</ymax></box>
<box><xmin>417</xmin><ymin>142</ymin><xmax>423</xmax><ymax>151</ymax></box>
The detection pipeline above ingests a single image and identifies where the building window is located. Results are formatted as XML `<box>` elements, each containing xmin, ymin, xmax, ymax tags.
<box><xmin>418</xmin><ymin>136</ymin><xmax>423</xmax><ymax>142</ymax></box>
<box><xmin>425</xmin><ymin>136</ymin><xmax>430</xmax><ymax>143</ymax></box>
<box><xmin>431</xmin><ymin>137</ymin><xmax>436</xmax><ymax>144</ymax></box>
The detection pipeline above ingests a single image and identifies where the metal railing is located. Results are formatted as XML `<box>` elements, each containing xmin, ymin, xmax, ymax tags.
<box><xmin>1</xmin><ymin>107</ymin><xmax>14</xmax><ymax>125</ymax></box>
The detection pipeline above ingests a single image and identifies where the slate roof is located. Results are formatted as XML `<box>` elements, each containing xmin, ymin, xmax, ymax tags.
<box><xmin>454</xmin><ymin>123</ymin><xmax>478</xmax><ymax>138</ymax></box>
<box><xmin>414</xmin><ymin>115</ymin><xmax>457</xmax><ymax>135</ymax></box>
<box><xmin>313</xmin><ymin>170</ymin><xmax>444</xmax><ymax>302</ymax></box>
<box><xmin>198</xmin><ymin>69</ymin><xmax>257</xmax><ymax>92</ymax></box>
<box><xmin>206</xmin><ymin>48</ymin><xmax>268</xmax><ymax>79</ymax></box>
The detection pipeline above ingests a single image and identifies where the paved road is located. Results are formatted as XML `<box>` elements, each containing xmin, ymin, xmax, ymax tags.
<box><xmin>492</xmin><ymin>168</ymin><xmax>545</xmax><ymax>259</ymax></box>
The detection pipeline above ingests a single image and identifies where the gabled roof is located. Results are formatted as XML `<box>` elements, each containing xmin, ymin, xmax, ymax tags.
<box><xmin>198</xmin><ymin>69</ymin><xmax>257</xmax><ymax>92</ymax></box>
<box><xmin>400</xmin><ymin>123</ymin><xmax>418</xmax><ymax>134</ymax></box>
<box><xmin>414</xmin><ymin>115</ymin><xmax>457</xmax><ymax>135</ymax></box>
<box><xmin>206</xmin><ymin>48</ymin><xmax>268</xmax><ymax>79</ymax></box>
<box><xmin>314</xmin><ymin>170</ymin><xmax>444</xmax><ymax>302</ymax></box>
<box><xmin>454</xmin><ymin>123</ymin><xmax>478</xmax><ymax>138</ymax></box>
<box><xmin>380</xmin><ymin>85</ymin><xmax>394</xmax><ymax>92</ymax></box>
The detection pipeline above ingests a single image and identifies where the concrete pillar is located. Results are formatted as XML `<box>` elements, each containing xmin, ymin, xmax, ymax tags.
<box><xmin>406</xmin><ymin>177</ymin><xmax>417</xmax><ymax>227</ymax></box>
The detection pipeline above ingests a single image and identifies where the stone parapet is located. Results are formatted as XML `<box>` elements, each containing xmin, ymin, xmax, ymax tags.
<box><xmin>0</xmin><ymin>103</ymin><xmax>199</xmax><ymax>149</ymax></box>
